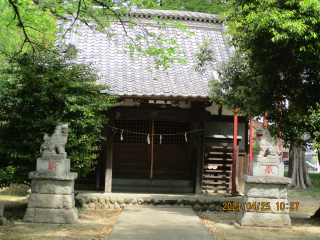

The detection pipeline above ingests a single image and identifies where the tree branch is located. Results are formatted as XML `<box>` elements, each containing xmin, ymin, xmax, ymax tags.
<box><xmin>93</xmin><ymin>0</ymin><xmax>140</xmax><ymax>49</ymax></box>
<box><xmin>8</xmin><ymin>0</ymin><xmax>35</xmax><ymax>53</ymax></box>
<box><xmin>7</xmin><ymin>12</ymin><xmax>17</xmax><ymax>27</ymax></box>
<box><xmin>25</xmin><ymin>25</ymin><xmax>44</xmax><ymax>34</ymax></box>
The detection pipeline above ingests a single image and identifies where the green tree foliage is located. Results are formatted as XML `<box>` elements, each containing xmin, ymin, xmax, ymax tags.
<box><xmin>207</xmin><ymin>0</ymin><xmax>320</xmax><ymax>189</ymax></box>
<box><xmin>2</xmin><ymin>0</ymin><xmax>189</xmax><ymax>70</ymax></box>
<box><xmin>0</xmin><ymin>49</ymin><xmax>118</xmax><ymax>186</ymax></box>
<box><xmin>0</xmin><ymin>0</ymin><xmax>57</xmax><ymax>54</ymax></box>
<box><xmin>0</xmin><ymin>0</ymin><xmax>57</xmax><ymax>83</ymax></box>
<box><xmin>131</xmin><ymin>0</ymin><xmax>229</xmax><ymax>14</ymax></box>
<box><xmin>210</xmin><ymin>0</ymin><xmax>320</xmax><ymax>148</ymax></box>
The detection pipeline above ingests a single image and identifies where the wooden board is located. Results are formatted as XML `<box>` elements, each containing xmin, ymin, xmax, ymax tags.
<box><xmin>202</xmin><ymin>145</ymin><xmax>233</xmax><ymax>193</ymax></box>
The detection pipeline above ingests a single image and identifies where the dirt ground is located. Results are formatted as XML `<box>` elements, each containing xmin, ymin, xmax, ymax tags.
<box><xmin>199</xmin><ymin>195</ymin><xmax>320</xmax><ymax>240</ymax></box>
<box><xmin>1</xmin><ymin>185</ymin><xmax>320</xmax><ymax>239</ymax></box>
<box><xmin>1</xmin><ymin>203</ymin><xmax>122</xmax><ymax>239</ymax></box>
<box><xmin>0</xmin><ymin>185</ymin><xmax>122</xmax><ymax>239</ymax></box>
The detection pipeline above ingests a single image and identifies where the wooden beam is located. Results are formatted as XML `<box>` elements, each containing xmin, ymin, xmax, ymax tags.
<box><xmin>195</xmin><ymin>120</ymin><xmax>205</xmax><ymax>194</ymax></box>
<box><xmin>205</xmin><ymin>115</ymin><xmax>247</xmax><ymax>123</ymax></box>
<box><xmin>113</xmin><ymin>108</ymin><xmax>206</xmax><ymax>122</ymax></box>
<box><xmin>105</xmin><ymin>117</ymin><xmax>115</xmax><ymax>193</ymax></box>
<box><xmin>118</xmin><ymin>96</ymin><xmax>211</xmax><ymax>102</ymax></box>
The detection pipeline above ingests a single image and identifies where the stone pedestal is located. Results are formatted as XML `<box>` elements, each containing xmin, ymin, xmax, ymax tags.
<box><xmin>237</xmin><ymin>153</ymin><xmax>292</xmax><ymax>228</ymax></box>
<box><xmin>250</xmin><ymin>161</ymin><xmax>284</xmax><ymax>177</ymax></box>
<box><xmin>37</xmin><ymin>153</ymin><xmax>70</xmax><ymax>174</ymax></box>
<box><xmin>237</xmin><ymin>175</ymin><xmax>292</xmax><ymax>228</ymax></box>
<box><xmin>0</xmin><ymin>201</ymin><xmax>7</xmax><ymax>225</ymax></box>
<box><xmin>24</xmin><ymin>159</ymin><xmax>78</xmax><ymax>224</ymax></box>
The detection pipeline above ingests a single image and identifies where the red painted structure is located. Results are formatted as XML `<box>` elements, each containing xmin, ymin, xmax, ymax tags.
<box><xmin>232</xmin><ymin>109</ymin><xmax>238</xmax><ymax>197</ymax></box>
<box><xmin>249</xmin><ymin>118</ymin><xmax>253</xmax><ymax>173</ymax></box>
<box><xmin>264</xmin><ymin>112</ymin><xmax>268</xmax><ymax>128</ymax></box>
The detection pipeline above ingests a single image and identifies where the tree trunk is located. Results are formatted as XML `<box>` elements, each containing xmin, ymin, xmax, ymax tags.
<box><xmin>288</xmin><ymin>145</ymin><xmax>313</xmax><ymax>188</ymax></box>
<box><xmin>311</xmin><ymin>149</ymin><xmax>320</xmax><ymax>218</ymax></box>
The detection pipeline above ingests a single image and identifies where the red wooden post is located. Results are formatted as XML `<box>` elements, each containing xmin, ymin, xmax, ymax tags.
<box><xmin>263</xmin><ymin>112</ymin><xmax>268</xmax><ymax>157</ymax></box>
<box><xmin>232</xmin><ymin>109</ymin><xmax>238</xmax><ymax>197</ymax></box>
<box><xmin>249</xmin><ymin>118</ymin><xmax>253</xmax><ymax>174</ymax></box>
<box><xmin>264</xmin><ymin>112</ymin><xmax>267</xmax><ymax>128</ymax></box>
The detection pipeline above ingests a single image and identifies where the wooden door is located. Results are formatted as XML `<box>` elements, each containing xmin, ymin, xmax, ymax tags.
<box><xmin>113</xmin><ymin>120</ymin><xmax>150</xmax><ymax>171</ymax></box>
<box><xmin>113</xmin><ymin>120</ymin><xmax>190</xmax><ymax>179</ymax></box>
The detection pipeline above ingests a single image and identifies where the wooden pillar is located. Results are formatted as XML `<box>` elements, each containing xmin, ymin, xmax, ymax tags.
<box><xmin>96</xmin><ymin>171</ymin><xmax>99</xmax><ymax>190</ymax></box>
<box><xmin>105</xmin><ymin>117</ymin><xmax>115</xmax><ymax>193</ymax></box>
<box><xmin>279</xmin><ymin>102</ymin><xmax>282</xmax><ymax>162</ymax></box>
<box><xmin>249</xmin><ymin>118</ymin><xmax>253</xmax><ymax>173</ymax></box>
<box><xmin>195</xmin><ymin>119</ymin><xmax>205</xmax><ymax>195</ymax></box>
<box><xmin>244</xmin><ymin>120</ymin><xmax>249</xmax><ymax>175</ymax></box>
<box><xmin>188</xmin><ymin>122</ymin><xmax>194</xmax><ymax>179</ymax></box>
<box><xmin>232</xmin><ymin>109</ymin><xmax>238</xmax><ymax>197</ymax></box>
<box><xmin>264</xmin><ymin>112</ymin><xmax>267</xmax><ymax>128</ymax></box>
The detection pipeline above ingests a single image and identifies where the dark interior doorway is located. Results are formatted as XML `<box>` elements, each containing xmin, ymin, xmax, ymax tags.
<box><xmin>113</xmin><ymin>120</ymin><xmax>191</xmax><ymax>180</ymax></box>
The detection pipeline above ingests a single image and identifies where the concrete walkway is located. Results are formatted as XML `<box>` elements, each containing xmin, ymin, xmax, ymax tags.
<box><xmin>108</xmin><ymin>205</ymin><xmax>214</xmax><ymax>240</ymax></box>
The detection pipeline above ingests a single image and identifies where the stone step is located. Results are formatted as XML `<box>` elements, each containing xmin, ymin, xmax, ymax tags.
<box><xmin>112</xmin><ymin>178</ymin><xmax>194</xmax><ymax>187</ymax></box>
<box><xmin>112</xmin><ymin>185</ymin><xmax>195</xmax><ymax>193</ymax></box>
<box><xmin>112</xmin><ymin>179</ymin><xmax>195</xmax><ymax>193</ymax></box>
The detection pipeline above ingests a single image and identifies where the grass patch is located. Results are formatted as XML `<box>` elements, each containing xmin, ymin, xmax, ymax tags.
<box><xmin>0</xmin><ymin>195</ymin><xmax>28</xmax><ymax>222</ymax></box>
<box><xmin>0</xmin><ymin>184</ymin><xmax>30</xmax><ymax>197</ymax></box>
<box><xmin>0</xmin><ymin>184</ymin><xmax>30</xmax><ymax>222</ymax></box>
<box><xmin>75</xmin><ymin>197</ymin><xmax>85</xmax><ymax>218</ymax></box>
<box><xmin>286</xmin><ymin>171</ymin><xmax>320</xmax><ymax>197</ymax></box>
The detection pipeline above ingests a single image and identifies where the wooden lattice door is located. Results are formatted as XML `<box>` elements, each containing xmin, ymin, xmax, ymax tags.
<box><xmin>153</xmin><ymin>121</ymin><xmax>189</xmax><ymax>172</ymax></box>
<box><xmin>113</xmin><ymin>120</ymin><xmax>150</xmax><ymax>171</ymax></box>
<box><xmin>113</xmin><ymin>120</ymin><xmax>190</xmax><ymax>179</ymax></box>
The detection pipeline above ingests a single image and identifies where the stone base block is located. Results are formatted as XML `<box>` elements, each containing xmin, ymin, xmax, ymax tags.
<box><xmin>244</xmin><ymin>182</ymin><xmax>287</xmax><ymax>199</ymax></box>
<box><xmin>255</xmin><ymin>157</ymin><xmax>280</xmax><ymax>163</ymax></box>
<box><xmin>37</xmin><ymin>158</ymin><xmax>70</xmax><ymax>174</ymax></box>
<box><xmin>23</xmin><ymin>207</ymin><xmax>78</xmax><ymax>224</ymax></box>
<box><xmin>242</xmin><ymin>175</ymin><xmax>291</xmax><ymax>185</ymax></box>
<box><xmin>29</xmin><ymin>171</ymin><xmax>78</xmax><ymax>181</ymax></box>
<box><xmin>31</xmin><ymin>179</ymin><xmax>74</xmax><ymax>195</ymax></box>
<box><xmin>0</xmin><ymin>201</ymin><xmax>4</xmax><ymax>218</ymax></box>
<box><xmin>0</xmin><ymin>217</ymin><xmax>7</xmax><ymax>225</ymax></box>
<box><xmin>233</xmin><ymin>220</ymin><xmax>293</xmax><ymax>231</ymax></box>
<box><xmin>240</xmin><ymin>196</ymin><xmax>289</xmax><ymax>214</ymax></box>
<box><xmin>28</xmin><ymin>193</ymin><xmax>75</xmax><ymax>209</ymax></box>
<box><xmin>42</xmin><ymin>153</ymin><xmax>67</xmax><ymax>160</ymax></box>
<box><xmin>250</xmin><ymin>162</ymin><xmax>284</xmax><ymax>177</ymax></box>
<box><xmin>237</xmin><ymin>211</ymin><xmax>291</xmax><ymax>228</ymax></box>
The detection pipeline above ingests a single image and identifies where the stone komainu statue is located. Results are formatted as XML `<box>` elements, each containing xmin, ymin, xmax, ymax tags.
<box><xmin>256</xmin><ymin>127</ymin><xmax>282</xmax><ymax>159</ymax></box>
<box><xmin>40</xmin><ymin>123</ymin><xmax>69</xmax><ymax>155</ymax></box>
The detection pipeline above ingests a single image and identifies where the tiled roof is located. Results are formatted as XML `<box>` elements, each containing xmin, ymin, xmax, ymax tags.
<box><xmin>60</xmin><ymin>9</ymin><xmax>230</xmax><ymax>100</ymax></box>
